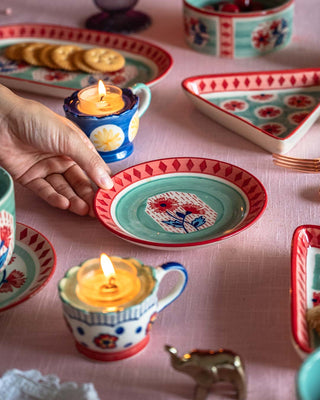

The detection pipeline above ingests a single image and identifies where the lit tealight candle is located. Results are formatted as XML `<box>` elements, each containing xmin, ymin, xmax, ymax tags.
<box><xmin>76</xmin><ymin>253</ymin><xmax>141</xmax><ymax>309</ymax></box>
<box><xmin>77</xmin><ymin>80</ymin><xmax>125</xmax><ymax>116</ymax></box>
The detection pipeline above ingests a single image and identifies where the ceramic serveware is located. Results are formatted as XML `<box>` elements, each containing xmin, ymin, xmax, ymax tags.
<box><xmin>94</xmin><ymin>157</ymin><xmax>267</xmax><ymax>250</ymax></box>
<box><xmin>64</xmin><ymin>82</ymin><xmax>151</xmax><ymax>163</ymax></box>
<box><xmin>182</xmin><ymin>69</ymin><xmax>320</xmax><ymax>154</ymax></box>
<box><xmin>296</xmin><ymin>347</ymin><xmax>320</xmax><ymax>400</ymax></box>
<box><xmin>0</xmin><ymin>24</ymin><xmax>173</xmax><ymax>98</ymax></box>
<box><xmin>0</xmin><ymin>222</ymin><xmax>56</xmax><ymax>312</ymax></box>
<box><xmin>0</xmin><ymin>167</ymin><xmax>15</xmax><ymax>274</ymax></box>
<box><xmin>183</xmin><ymin>0</ymin><xmax>294</xmax><ymax>58</ymax></box>
<box><xmin>291</xmin><ymin>225</ymin><xmax>320</xmax><ymax>360</ymax></box>
<box><xmin>58</xmin><ymin>258</ymin><xmax>188</xmax><ymax>361</ymax></box>
<box><xmin>86</xmin><ymin>0</ymin><xmax>151</xmax><ymax>34</ymax></box>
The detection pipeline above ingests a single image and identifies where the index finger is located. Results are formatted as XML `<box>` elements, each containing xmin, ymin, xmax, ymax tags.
<box><xmin>58</xmin><ymin>116</ymin><xmax>114</xmax><ymax>190</ymax></box>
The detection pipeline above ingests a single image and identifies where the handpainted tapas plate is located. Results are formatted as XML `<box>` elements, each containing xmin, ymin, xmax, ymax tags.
<box><xmin>291</xmin><ymin>225</ymin><xmax>320</xmax><ymax>359</ymax></box>
<box><xmin>0</xmin><ymin>222</ymin><xmax>56</xmax><ymax>312</ymax></box>
<box><xmin>182</xmin><ymin>69</ymin><xmax>320</xmax><ymax>154</ymax></box>
<box><xmin>0</xmin><ymin>24</ymin><xmax>173</xmax><ymax>97</ymax></box>
<box><xmin>94</xmin><ymin>157</ymin><xmax>267</xmax><ymax>249</ymax></box>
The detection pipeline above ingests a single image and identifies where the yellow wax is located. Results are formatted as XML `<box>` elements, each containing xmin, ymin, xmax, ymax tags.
<box><xmin>76</xmin><ymin>258</ymin><xmax>141</xmax><ymax>308</ymax></box>
<box><xmin>77</xmin><ymin>83</ymin><xmax>125</xmax><ymax>116</ymax></box>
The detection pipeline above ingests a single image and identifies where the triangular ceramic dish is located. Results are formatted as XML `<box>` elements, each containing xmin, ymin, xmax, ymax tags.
<box><xmin>182</xmin><ymin>69</ymin><xmax>320</xmax><ymax>154</ymax></box>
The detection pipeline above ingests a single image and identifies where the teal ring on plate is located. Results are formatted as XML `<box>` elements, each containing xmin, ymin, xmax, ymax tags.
<box><xmin>94</xmin><ymin>157</ymin><xmax>267</xmax><ymax>250</ymax></box>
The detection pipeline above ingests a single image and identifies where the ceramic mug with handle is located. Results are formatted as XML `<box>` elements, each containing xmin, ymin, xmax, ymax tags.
<box><xmin>64</xmin><ymin>82</ymin><xmax>151</xmax><ymax>163</ymax></box>
<box><xmin>58</xmin><ymin>257</ymin><xmax>188</xmax><ymax>361</ymax></box>
<box><xmin>0</xmin><ymin>167</ymin><xmax>15</xmax><ymax>273</ymax></box>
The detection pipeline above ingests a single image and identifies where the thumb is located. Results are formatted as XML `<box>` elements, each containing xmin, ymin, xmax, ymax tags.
<box><xmin>4</xmin><ymin>92</ymin><xmax>115</xmax><ymax>190</ymax></box>
<box><xmin>58</xmin><ymin>116</ymin><xmax>114</xmax><ymax>190</ymax></box>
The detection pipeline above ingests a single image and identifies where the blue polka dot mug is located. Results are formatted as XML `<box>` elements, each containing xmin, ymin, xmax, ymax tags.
<box><xmin>58</xmin><ymin>257</ymin><xmax>188</xmax><ymax>361</ymax></box>
<box><xmin>63</xmin><ymin>82</ymin><xmax>151</xmax><ymax>163</ymax></box>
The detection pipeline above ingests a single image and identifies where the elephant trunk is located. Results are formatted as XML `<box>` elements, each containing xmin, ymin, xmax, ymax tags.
<box><xmin>164</xmin><ymin>345</ymin><xmax>184</xmax><ymax>369</ymax></box>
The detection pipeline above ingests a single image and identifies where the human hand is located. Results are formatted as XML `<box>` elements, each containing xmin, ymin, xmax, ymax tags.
<box><xmin>0</xmin><ymin>85</ymin><xmax>114</xmax><ymax>217</ymax></box>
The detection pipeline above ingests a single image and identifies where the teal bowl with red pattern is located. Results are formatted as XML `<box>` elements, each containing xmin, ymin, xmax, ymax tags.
<box><xmin>183</xmin><ymin>0</ymin><xmax>294</xmax><ymax>58</ymax></box>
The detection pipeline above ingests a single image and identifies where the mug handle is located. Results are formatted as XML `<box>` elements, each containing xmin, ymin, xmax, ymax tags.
<box><xmin>131</xmin><ymin>83</ymin><xmax>151</xmax><ymax>118</ymax></box>
<box><xmin>155</xmin><ymin>262</ymin><xmax>188</xmax><ymax>313</ymax></box>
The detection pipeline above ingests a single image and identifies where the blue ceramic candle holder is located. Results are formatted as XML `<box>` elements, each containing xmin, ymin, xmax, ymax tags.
<box><xmin>63</xmin><ymin>82</ymin><xmax>151</xmax><ymax>163</ymax></box>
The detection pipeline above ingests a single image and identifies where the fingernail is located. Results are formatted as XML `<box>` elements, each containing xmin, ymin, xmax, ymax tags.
<box><xmin>98</xmin><ymin>173</ymin><xmax>114</xmax><ymax>189</ymax></box>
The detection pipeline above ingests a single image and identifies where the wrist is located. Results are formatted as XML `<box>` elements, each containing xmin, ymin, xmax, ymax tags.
<box><xmin>0</xmin><ymin>84</ymin><xmax>21</xmax><ymax>118</ymax></box>
<box><xmin>0</xmin><ymin>85</ymin><xmax>22</xmax><ymax>170</ymax></box>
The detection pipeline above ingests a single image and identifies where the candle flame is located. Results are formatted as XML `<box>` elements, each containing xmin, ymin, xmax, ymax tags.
<box><xmin>98</xmin><ymin>80</ymin><xmax>106</xmax><ymax>100</ymax></box>
<box><xmin>100</xmin><ymin>253</ymin><xmax>115</xmax><ymax>277</ymax></box>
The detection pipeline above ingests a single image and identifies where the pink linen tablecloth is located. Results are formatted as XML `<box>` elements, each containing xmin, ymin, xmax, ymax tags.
<box><xmin>1</xmin><ymin>0</ymin><xmax>320</xmax><ymax>399</ymax></box>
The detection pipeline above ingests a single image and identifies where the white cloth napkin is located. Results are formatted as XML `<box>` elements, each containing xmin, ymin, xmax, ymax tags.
<box><xmin>0</xmin><ymin>369</ymin><xmax>100</xmax><ymax>400</ymax></box>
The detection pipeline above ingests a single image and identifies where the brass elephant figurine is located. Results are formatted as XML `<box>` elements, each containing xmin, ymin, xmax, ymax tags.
<box><xmin>165</xmin><ymin>345</ymin><xmax>246</xmax><ymax>400</ymax></box>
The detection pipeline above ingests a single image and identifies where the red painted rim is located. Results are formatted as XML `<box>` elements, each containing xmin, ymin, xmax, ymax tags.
<box><xmin>75</xmin><ymin>335</ymin><xmax>150</xmax><ymax>361</ymax></box>
<box><xmin>0</xmin><ymin>23</ymin><xmax>173</xmax><ymax>89</ymax></box>
<box><xmin>94</xmin><ymin>157</ymin><xmax>267</xmax><ymax>249</ymax></box>
<box><xmin>182</xmin><ymin>69</ymin><xmax>320</xmax><ymax>142</ymax></box>
<box><xmin>291</xmin><ymin>225</ymin><xmax>320</xmax><ymax>355</ymax></box>
<box><xmin>0</xmin><ymin>222</ymin><xmax>57</xmax><ymax>312</ymax></box>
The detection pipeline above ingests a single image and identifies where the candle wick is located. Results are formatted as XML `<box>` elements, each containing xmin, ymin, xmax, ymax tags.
<box><xmin>100</xmin><ymin>95</ymin><xmax>104</xmax><ymax>102</ymax></box>
<box><xmin>107</xmin><ymin>276</ymin><xmax>117</xmax><ymax>288</ymax></box>
<box><xmin>100</xmin><ymin>275</ymin><xmax>118</xmax><ymax>294</ymax></box>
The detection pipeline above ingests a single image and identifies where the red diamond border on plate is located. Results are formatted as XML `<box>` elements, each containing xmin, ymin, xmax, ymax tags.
<box><xmin>94</xmin><ymin>157</ymin><xmax>267</xmax><ymax>248</ymax></box>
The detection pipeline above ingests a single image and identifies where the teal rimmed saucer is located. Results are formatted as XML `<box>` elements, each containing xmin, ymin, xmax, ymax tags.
<box><xmin>0</xmin><ymin>222</ymin><xmax>56</xmax><ymax>312</ymax></box>
<box><xmin>94</xmin><ymin>157</ymin><xmax>267</xmax><ymax>250</ymax></box>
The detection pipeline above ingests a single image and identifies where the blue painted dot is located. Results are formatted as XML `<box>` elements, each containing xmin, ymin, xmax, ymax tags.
<box><xmin>116</xmin><ymin>327</ymin><xmax>124</xmax><ymax>335</ymax></box>
<box><xmin>124</xmin><ymin>342</ymin><xmax>132</xmax><ymax>348</ymax></box>
<box><xmin>135</xmin><ymin>326</ymin><xmax>142</xmax><ymax>334</ymax></box>
<box><xmin>77</xmin><ymin>327</ymin><xmax>85</xmax><ymax>335</ymax></box>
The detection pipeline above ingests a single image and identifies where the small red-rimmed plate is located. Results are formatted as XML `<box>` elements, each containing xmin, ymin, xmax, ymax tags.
<box><xmin>94</xmin><ymin>157</ymin><xmax>267</xmax><ymax>250</ymax></box>
<box><xmin>0</xmin><ymin>24</ymin><xmax>173</xmax><ymax>97</ymax></box>
<box><xmin>0</xmin><ymin>222</ymin><xmax>56</xmax><ymax>312</ymax></box>
<box><xmin>182</xmin><ymin>69</ymin><xmax>320</xmax><ymax>154</ymax></box>
<box><xmin>291</xmin><ymin>225</ymin><xmax>320</xmax><ymax>359</ymax></box>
